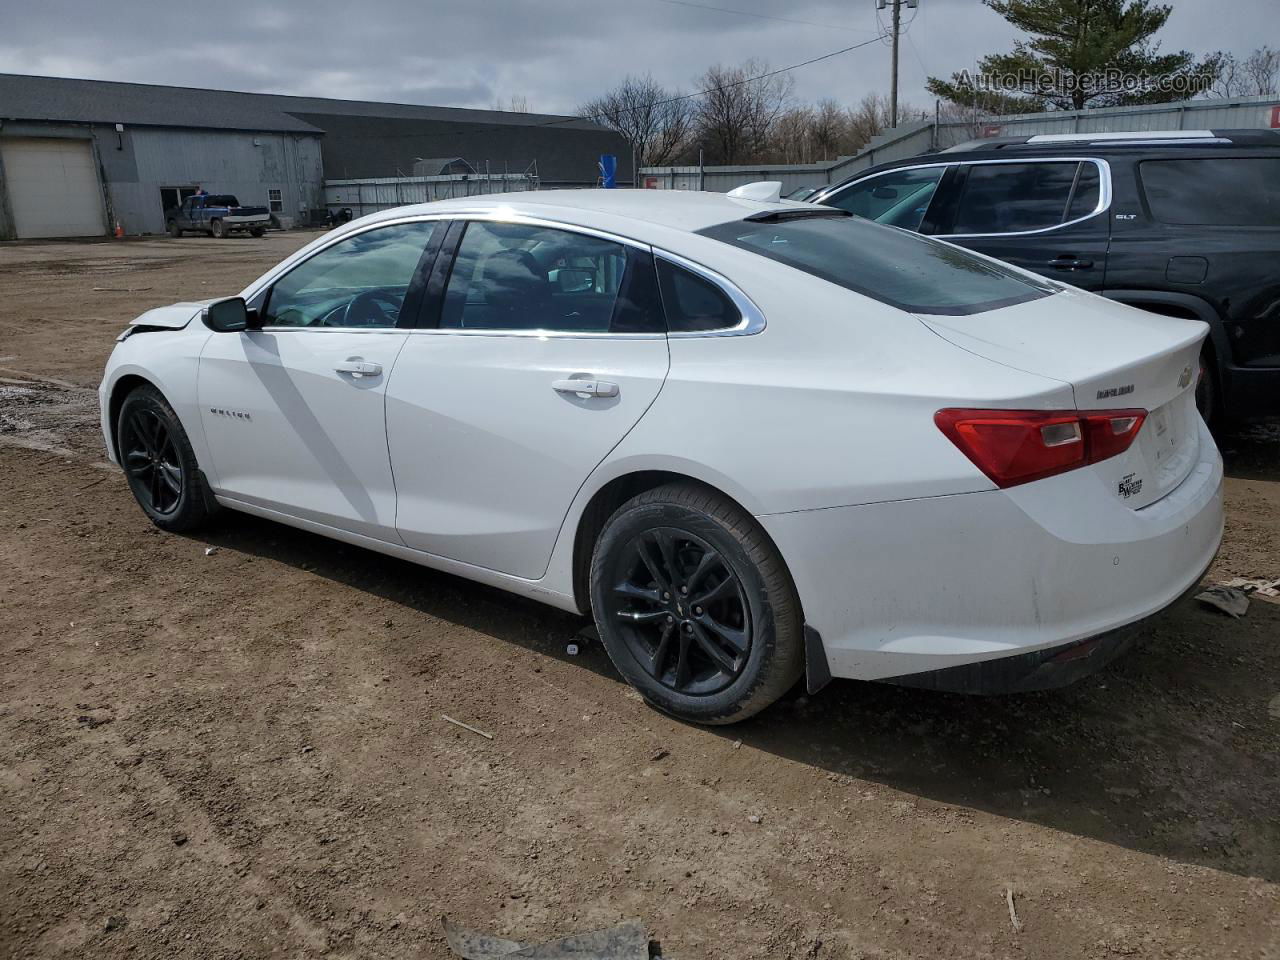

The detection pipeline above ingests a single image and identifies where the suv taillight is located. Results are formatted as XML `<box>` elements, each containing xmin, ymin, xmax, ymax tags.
<box><xmin>935</xmin><ymin>408</ymin><xmax>1147</xmax><ymax>488</ymax></box>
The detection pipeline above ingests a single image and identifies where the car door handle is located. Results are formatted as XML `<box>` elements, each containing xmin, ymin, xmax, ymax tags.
<box><xmin>1048</xmin><ymin>256</ymin><xmax>1094</xmax><ymax>270</ymax></box>
<box><xmin>552</xmin><ymin>378</ymin><xmax>619</xmax><ymax>398</ymax></box>
<box><xmin>335</xmin><ymin>359</ymin><xmax>382</xmax><ymax>378</ymax></box>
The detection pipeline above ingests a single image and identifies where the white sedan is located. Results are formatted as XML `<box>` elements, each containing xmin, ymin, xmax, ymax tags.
<box><xmin>100</xmin><ymin>185</ymin><xmax>1223</xmax><ymax>723</ymax></box>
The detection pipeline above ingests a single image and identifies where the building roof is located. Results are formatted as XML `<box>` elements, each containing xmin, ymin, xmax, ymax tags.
<box><xmin>0</xmin><ymin>73</ymin><xmax>325</xmax><ymax>133</ymax></box>
<box><xmin>0</xmin><ymin>73</ymin><xmax>609</xmax><ymax>136</ymax></box>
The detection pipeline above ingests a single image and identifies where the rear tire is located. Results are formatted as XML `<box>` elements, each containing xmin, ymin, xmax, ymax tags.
<box><xmin>167</xmin><ymin>220</ymin><xmax>181</xmax><ymax>238</ymax></box>
<box><xmin>590</xmin><ymin>482</ymin><xmax>804</xmax><ymax>725</ymax></box>
<box><xmin>210</xmin><ymin>218</ymin><xmax>226</xmax><ymax>239</ymax></box>
<box><xmin>117</xmin><ymin>386</ymin><xmax>217</xmax><ymax>533</ymax></box>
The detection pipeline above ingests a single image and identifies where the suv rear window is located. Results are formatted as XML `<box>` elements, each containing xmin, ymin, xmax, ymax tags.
<box><xmin>697</xmin><ymin>216</ymin><xmax>1055</xmax><ymax>316</ymax></box>
<box><xmin>1140</xmin><ymin>158</ymin><xmax>1280</xmax><ymax>226</ymax></box>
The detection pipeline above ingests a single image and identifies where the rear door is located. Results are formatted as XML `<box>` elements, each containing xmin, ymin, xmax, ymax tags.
<box><xmin>932</xmin><ymin>158</ymin><xmax>1112</xmax><ymax>291</ymax></box>
<box><xmin>387</xmin><ymin>218</ymin><xmax>670</xmax><ymax>579</ymax></box>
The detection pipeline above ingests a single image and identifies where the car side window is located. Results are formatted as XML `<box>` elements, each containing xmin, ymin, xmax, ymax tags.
<box><xmin>825</xmin><ymin>167</ymin><xmax>946</xmax><ymax>231</ymax></box>
<box><xmin>946</xmin><ymin>161</ymin><xmax>1085</xmax><ymax>235</ymax></box>
<box><xmin>1139</xmin><ymin>158</ymin><xmax>1280</xmax><ymax>226</ymax></box>
<box><xmin>262</xmin><ymin>221</ymin><xmax>438</xmax><ymax>329</ymax></box>
<box><xmin>656</xmin><ymin>259</ymin><xmax>741</xmax><ymax>332</ymax></box>
<box><xmin>440</xmin><ymin>221</ymin><xmax>659</xmax><ymax>333</ymax></box>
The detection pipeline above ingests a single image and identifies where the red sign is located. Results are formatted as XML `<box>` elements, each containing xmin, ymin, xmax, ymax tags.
<box><xmin>981</xmin><ymin>123</ymin><xmax>1002</xmax><ymax>138</ymax></box>
<box><xmin>644</xmin><ymin>177</ymin><xmax>659</xmax><ymax>189</ymax></box>
<box><xmin>1271</xmin><ymin>105</ymin><xmax>1280</xmax><ymax>129</ymax></box>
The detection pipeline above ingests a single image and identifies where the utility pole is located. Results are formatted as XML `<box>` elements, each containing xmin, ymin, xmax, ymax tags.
<box><xmin>878</xmin><ymin>0</ymin><xmax>918</xmax><ymax>129</ymax></box>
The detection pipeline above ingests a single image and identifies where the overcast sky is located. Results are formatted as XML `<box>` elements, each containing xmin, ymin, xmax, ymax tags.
<box><xmin>0</xmin><ymin>0</ymin><xmax>1267</xmax><ymax>115</ymax></box>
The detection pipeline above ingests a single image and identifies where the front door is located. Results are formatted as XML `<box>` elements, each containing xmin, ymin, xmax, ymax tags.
<box><xmin>932</xmin><ymin>159</ymin><xmax>1112</xmax><ymax>292</ymax></box>
<box><xmin>387</xmin><ymin>218</ymin><xmax>670</xmax><ymax>579</ymax></box>
<box><xmin>198</xmin><ymin>219</ymin><xmax>442</xmax><ymax>541</ymax></box>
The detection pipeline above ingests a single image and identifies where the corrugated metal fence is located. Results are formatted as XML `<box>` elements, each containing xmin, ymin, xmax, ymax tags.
<box><xmin>324</xmin><ymin>173</ymin><xmax>537</xmax><ymax>218</ymax></box>
<box><xmin>641</xmin><ymin>94</ymin><xmax>1280</xmax><ymax>193</ymax></box>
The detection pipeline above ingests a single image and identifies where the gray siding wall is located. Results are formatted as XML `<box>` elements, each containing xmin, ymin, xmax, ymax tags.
<box><xmin>123</xmin><ymin>128</ymin><xmax>324</xmax><ymax>234</ymax></box>
<box><xmin>0</xmin><ymin>121</ymin><xmax>324</xmax><ymax>238</ymax></box>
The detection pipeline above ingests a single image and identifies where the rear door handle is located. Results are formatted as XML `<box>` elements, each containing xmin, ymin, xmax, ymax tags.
<box><xmin>552</xmin><ymin>378</ymin><xmax>619</xmax><ymax>398</ymax></box>
<box><xmin>335</xmin><ymin>359</ymin><xmax>382</xmax><ymax>378</ymax></box>
<box><xmin>1048</xmin><ymin>256</ymin><xmax>1094</xmax><ymax>270</ymax></box>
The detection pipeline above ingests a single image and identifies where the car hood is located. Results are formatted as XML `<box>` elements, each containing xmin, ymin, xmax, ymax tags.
<box><xmin>128</xmin><ymin>300</ymin><xmax>213</xmax><ymax>330</ymax></box>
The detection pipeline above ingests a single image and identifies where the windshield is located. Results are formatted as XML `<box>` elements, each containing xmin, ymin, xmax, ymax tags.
<box><xmin>697</xmin><ymin>215</ymin><xmax>1056</xmax><ymax>316</ymax></box>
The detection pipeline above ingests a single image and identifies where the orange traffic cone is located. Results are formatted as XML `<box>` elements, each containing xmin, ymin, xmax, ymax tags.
<box><xmin>113</xmin><ymin>220</ymin><xmax>124</xmax><ymax>238</ymax></box>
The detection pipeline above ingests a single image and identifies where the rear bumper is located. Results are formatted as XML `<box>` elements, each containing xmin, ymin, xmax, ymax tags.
<box><xmin>758</xmin><ymin>419</ymin><xmax>1224</xmax><ymax>684</ymax></box>
<box><xmin>876</xmin><ymin>557</ymin><xmax>1209</xmax><ymax>693</ymax></box>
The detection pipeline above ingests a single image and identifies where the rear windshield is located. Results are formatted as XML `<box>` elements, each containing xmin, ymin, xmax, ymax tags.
<box><xmin>696</xmin><ymin>215</ymin><xmax>1056</xmax><ymax>315</ymax></box>
<box><xmin>204</xmin><ymin>195</ymin><xmax>240</xmax><ymax>207</ymax></box>
<box><xmin>1139</xmin><ymin>158</ymin><xmax>1280</xmax><ymax>226</ymax></box>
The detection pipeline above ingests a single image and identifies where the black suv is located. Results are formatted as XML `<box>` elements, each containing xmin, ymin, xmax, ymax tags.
<box><xmin>809</xmin><ymin>130</ymin><xmax>1280</xmax><ymax>424</ymax></box>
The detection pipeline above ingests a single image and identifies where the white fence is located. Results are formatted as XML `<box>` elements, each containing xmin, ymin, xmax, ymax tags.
<box><xmin>324</xmin><ymin>173</ymin><xmax>537</xmax><ymax>218</ymax></box>
<box><xmin>640</xmin><ymin>94</ymin><xmax>1280</xmax><ymax>194</ymax></box>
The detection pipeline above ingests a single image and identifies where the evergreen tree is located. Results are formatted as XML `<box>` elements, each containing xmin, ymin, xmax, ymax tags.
<box><xmin>927</xmin><ymin>0</ymin><xmax>1221</xmax><ymax>112</ymax></box>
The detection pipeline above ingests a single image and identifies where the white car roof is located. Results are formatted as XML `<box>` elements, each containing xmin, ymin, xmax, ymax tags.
<box><xmin>349</xmin><ymin>188</ymin><xmax>809</xmax><ymax>237</ymax></box>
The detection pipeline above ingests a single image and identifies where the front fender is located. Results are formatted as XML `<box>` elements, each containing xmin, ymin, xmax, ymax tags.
<box><xmin>100</xmin><ymin>325</ymin><xmax>214</xmax><ymax>476</ymax></box>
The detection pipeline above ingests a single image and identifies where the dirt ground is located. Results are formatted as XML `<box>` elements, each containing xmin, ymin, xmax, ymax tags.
<box><xmin>1</xmin><ymin>232</ymin><xmax>1278</xmax><ymax>960</ymax></box>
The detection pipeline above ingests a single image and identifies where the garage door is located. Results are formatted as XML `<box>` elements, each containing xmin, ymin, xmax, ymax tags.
<box><xmin>1</xmin><ymin>138</ymin><xmax>107</xmax><ymax>239</ymax></box>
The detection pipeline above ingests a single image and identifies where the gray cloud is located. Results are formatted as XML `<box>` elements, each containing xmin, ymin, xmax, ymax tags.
<box><xmin>0</xmin><ymin>0</ymin><xmax>1265</xmax><ymax>114</ymax></box>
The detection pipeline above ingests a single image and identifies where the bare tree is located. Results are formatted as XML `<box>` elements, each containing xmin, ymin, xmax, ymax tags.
<box><xmin>810</xmin><ymin>99</ymin><xmax>850</xmax><ymax>160</ymax></box>
<box><xmin>692</xmin><ymin>60</ymin><xmax>795</xmax><ymax>164</ymax></box>
<box><xmin>576</xmin><ymin>74</ymin><xmax>694</xmax><ymax>169</ymax></box>
<box><xmin>1212</xmin><ymin>46</ymin><xmax>1280</xmax><ymax>97</ymax></box>
<box><xmin>490</xmin><ymin>95</ymin><xmax>531</xmax><ymax>113</ymax></box>
<box><xmin>1244</xmin><ymin>46</ymin><xmax>1280</xmax><ymax>96</ymax></box>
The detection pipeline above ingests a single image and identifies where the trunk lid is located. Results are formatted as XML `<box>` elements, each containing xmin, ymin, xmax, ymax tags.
<box><xmin>918</xmin><ymin>287</ymin><xmax>1207</xmax><ymax>509</ymax></box>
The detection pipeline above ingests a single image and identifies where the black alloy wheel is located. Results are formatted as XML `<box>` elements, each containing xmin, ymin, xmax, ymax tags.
<box><xmin>121</xmin><ymin>407</ymin><xmax>184</xmax><ymax>516</ymax></box>
<box><xmin>590</xmin><ymin>482</ymin><xmax>804</xmax><ymax>724</ymax></box>
<box><xmin>117</xmin><ymin>386</ymin><xmax>216</xmax><ymax>532</ymax></box>
<box><xmin>607</xmin><ymin>527</ymin><xmax>751</xmax><ymax>696</ymax></box>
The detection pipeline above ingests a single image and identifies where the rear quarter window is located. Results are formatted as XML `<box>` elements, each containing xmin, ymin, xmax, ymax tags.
<box><xmin>697</xmin><ymin>215</ymin><xmax>1056</xmax><ymax>316</ymax></box>
<box><xmin>1139</xmin><ymin>158</ymin><xmax>1280</xmax><ymax>226</ymax></box>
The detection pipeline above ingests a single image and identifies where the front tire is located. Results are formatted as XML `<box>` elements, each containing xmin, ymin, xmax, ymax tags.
<box><xmin>250</xmin><ymin>226</ymin><xmax>266</xmax><ymax>238</ymax></box>
<box><xmin>590</xmin><ymin>483</ymin><xmax>804</xmax><ymax>725</ymax></box>
<box><xmin>117</xmin><ymin>386</ymin><xmax>217</xmax><ymax>532</ymax></box>
<box><xmin>210</xmin><ymin>218</ymin><xmax>226</xmax><ymax>239</ymax></box>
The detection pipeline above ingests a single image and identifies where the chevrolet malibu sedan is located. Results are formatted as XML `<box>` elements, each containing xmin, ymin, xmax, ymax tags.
<box><xmin>100</xmin><ymin>185</ymin><xmax>1223</xmax><ymax>724</ymax></box>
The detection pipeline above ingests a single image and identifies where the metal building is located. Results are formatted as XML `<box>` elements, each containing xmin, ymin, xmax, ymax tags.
<box><xmin>0</xmin><ymin>74</ymin><xmax>326</xmax><ymax>239</ymax></box>
<box><xmin>0</xmin><ymin>74</ymin><xmax>631</xmax><ymax>240</ymax></box>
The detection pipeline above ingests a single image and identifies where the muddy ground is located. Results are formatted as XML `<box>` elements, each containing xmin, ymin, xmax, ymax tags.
<box><xmin>1</xmin><ymin>233</ymin><xmax>1277</xmax><ymax>960</ymax></box>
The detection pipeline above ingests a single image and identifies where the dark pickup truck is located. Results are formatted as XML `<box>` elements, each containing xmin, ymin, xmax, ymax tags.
<box><xmin>166</xmin><ymin>194</ymin><xmax>270</xmax><ymax>239</ymax></box>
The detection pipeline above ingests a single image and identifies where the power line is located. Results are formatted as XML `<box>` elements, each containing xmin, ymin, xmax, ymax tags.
<box><xmin>649</xmin><ymin>0</ymin><xmax>877</xmax><ymax>34</ymax></box>
<box><xmin>364</xmin><ymin>34</ymin><xmax>891</xmax><ymax>143</ymax></box>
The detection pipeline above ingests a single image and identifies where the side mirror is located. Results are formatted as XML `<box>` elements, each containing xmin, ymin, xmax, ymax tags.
<box><xmin>871</xmin><ymin>186</ymin><xmax>899</xmax><ymax>200</ymax></box>
<box><xmin>203</xmin><ymin>296</ymin><xmax>251</xmax><ymax>332</ymax></box>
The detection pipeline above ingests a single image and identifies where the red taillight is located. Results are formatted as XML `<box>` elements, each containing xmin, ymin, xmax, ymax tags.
<box><xmin>935</xmin><ymin>408</ymin><xmax>1147</xmax><ymax>488</ymax></box>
